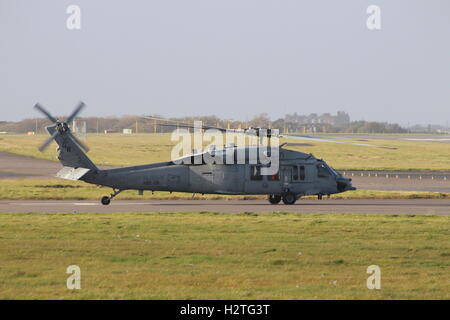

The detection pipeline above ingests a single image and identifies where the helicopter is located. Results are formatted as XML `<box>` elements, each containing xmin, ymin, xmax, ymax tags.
<box><xmin>34</xmin><ymin>102</ymin><xmax>394</xmax><ymax>205</ymax></box>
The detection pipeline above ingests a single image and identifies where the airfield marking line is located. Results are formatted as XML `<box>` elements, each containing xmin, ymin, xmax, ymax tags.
<box><xmin>16</xmin><ymin>202</ymin><xmax>63</xmax><ymax>206</ymax></box>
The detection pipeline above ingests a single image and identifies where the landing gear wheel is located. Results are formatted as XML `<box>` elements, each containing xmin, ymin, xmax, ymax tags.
<box><xmin>282</xmin><ymin>192</ymin><xmax>297</xmax><ymax>205</ymax></box>
<box><xmin>268</xmin><ymin>194</ymin><xmax>282</xmax><ymax>204</ymax></box>
<box><xmin>101</xmin><ymin>196</ymin><xmax>111</xmax><ymax>205</ymax></box>
<box><xmin>101</xmin><ymin>189</ymin><xmax>123</xmax><ymax>205</ymax></box>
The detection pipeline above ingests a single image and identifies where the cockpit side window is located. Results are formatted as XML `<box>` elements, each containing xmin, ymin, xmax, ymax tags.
<box><xmin>317</xmin><ymin>163</ymin><xmax>331</xmax><ymax>178</ymax></box>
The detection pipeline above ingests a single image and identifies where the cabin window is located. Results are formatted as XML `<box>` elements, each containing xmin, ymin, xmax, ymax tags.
<box><xmin>292</xmin><ymin>166</ymin><xmax>299</xmax><ymax>180</ymax></box>
<box><xmin>299</xmin><ymin>166</ymin><xmax>306</xmax><ymax>180</ymax></box>
<box><xmin>291</xmin><ymin>165</ymin><xmax>305</xmax><ymax>181</ymax></box>
<box><xmin>250</xmin><ymin>165</ymin><xmax>263</xmax><ymax>180</ymax></box>
<box><xmin>317</xmin><ymin>163</ymin><xmax>331</xmax><ymax>178</ymax></box>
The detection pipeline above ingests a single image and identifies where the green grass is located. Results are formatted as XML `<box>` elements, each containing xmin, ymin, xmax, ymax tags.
<box><xmin>1</xmin><ymin>179</ymin><xmax>449</xmax><ymax>200</ymax></box>
<box><xmin>0</xmin><ymin>133</ymin><xmax>174</xmax><ymax>167</ymax></box>
<box><xmin>0</xmin><ymin>212</ymin><xmax>448</xmax><ymax>299</ymax></box>
<box><xmin>284</xmin><ymin>137</ymin><xmax>450</xmax><ymax>171</ymax></box>
<box><xmin>1</xmin><ymin>133</ymin><xmax>450</xmax><ymax>170</ymax></box>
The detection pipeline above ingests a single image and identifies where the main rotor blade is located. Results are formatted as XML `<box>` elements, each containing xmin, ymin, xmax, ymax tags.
<box><xmin>38</xmin><ymin>130</ymin><xmax>59</xmax><ymax>152</ymax></box>
<box><xmin>68</xmin><ymin>132</ymin><xmax>90</xmax><ymax>153</ymax></box>
<box><xmin>145</xmin><ymin>116</ymin><xmax>276</xmax><ymax>137</ymax></box>
<box><xmin>281</xmin><ymin>134</ymin><xmax>397</xmax><ymax>150</ymax></box>
<box><xmin>34</xmin><ymin>103</ymin><xmax>57</xmax><ymax>123</ymax></box>
<box><xmin>142</xmin><ymin>116</ymin><xmax>181</xmax><ymax>124</ymax></box>
<box><xmin>158</xmin><ymin>123</ymin><xmax>229</xmax><ymax>132</ymax></box>
<box><xmin>143</xmin><ymin>116</ymin><xmax>231</xmax><ymax>132</ymax></box>
<box><xmin>65</xmin><ymin>101</ymin><xmax>86</xmax><ymax>124</ymax></box>
<box><xmin>142</xmin><ymin>116</ymin><xmax>196</xmax><ymax>129</ymax></box>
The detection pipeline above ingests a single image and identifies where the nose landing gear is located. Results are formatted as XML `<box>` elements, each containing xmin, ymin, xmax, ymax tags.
<box><xmin>101</xmin><ymin>189</ymin><xmax>123</xmax><ymax>205</ymax></box>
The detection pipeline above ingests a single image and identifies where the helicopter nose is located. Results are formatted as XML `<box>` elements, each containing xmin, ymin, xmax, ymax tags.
<box><xmin>337</xmin><ymin>177</ymin><xmax>356</xmax><ymax>191</ymax></box>
<box><xmin>345</xmin><ymin>179</ymin><xmax>356</xmax><ymax>191</ymax></box>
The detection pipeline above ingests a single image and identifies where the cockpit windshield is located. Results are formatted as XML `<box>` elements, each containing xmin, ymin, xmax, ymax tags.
<box><xmin>324</xmin><ymin>163</ymin><xmax>340</xmax><ymax>177</ymax></box>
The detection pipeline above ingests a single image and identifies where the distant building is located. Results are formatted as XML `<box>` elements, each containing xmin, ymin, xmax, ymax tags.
<box><xmin>72</xmin><ymin>120</ymin><xmax>87</xmax><ymax>140</ymax></box>
<box><xmin>284</xmin><ymin>111</ymin><xmax>350</xmax><ymax>127</ymax></box>
<box><xmin>123</xmin><ymin>129</ymin><xmax>132</xmax><ymax>134</ymax></box>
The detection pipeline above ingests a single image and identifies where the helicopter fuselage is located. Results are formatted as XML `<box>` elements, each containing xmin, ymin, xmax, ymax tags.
<box><xmin>81</xmin><ymin>147</ymin><xmax>355</xmax><ymax>199</ymax></box>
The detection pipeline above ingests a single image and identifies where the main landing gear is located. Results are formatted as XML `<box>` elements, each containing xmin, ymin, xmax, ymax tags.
<box><xmin>268</xmin><ymin>192</ymin><xmax>297</xmax><ymax>205</ymax></box>
<box><xmin>101</xmin><ymin>189</ymin><xmax>123</xmax><ymax>205</ymax></box>
<box><xmin>282</xmin><ymin>192</ymin><xmax>297</xmax><ymax>205</ymax></box>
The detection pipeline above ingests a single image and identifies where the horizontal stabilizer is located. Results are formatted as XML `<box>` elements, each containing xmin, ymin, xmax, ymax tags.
<box><xmin>56</xmin><ymin>166</ymin><xmax>91</xmax><ymax>181</ymax></box>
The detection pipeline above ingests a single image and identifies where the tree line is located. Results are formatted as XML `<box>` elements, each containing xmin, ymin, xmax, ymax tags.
<box><xmin>0</xmin><ymin>111</ymin><xmax>414</xmax><ymax>134</ymax></box>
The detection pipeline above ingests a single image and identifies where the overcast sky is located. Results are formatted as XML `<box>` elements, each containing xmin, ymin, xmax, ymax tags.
<box><xmin>0</xmin><ymin>0</ymin><xmax>449</xmax><ymax>125</ymax></box>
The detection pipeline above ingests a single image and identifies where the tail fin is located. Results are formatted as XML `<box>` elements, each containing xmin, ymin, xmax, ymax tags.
<box><xmin>47</xmin><ymin>126</ymin><xmax>98</xmax><ymax>171</ymax></box>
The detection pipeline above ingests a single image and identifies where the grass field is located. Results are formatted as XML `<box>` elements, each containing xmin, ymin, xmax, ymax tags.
<box><xmin>1</xmin><ymin>178</ymin><xmax>449</xmax><ymax>200</ymax></box>
<box><xmin>1</xmin><ymin>133</ymin><xmax>450</xmax><ymax>171</ymax></box>
<box><xmin>0</xmin><ymin>212</ymin><xmax>448</xmax><ymax>299</ymax></box>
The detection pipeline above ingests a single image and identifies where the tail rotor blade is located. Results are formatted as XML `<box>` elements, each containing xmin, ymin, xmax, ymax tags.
<box><xmin>34</xmin><ymin>103</ymin><xmax>57</xmax><ymax>123</ymax></box>
<box><xmin>38</xmin><ymin>130</ymin><xmax>59</xmax><ymax>152</ymax></box>
<box><xmin>66</xmin><ymin>101</ymin><xmax>86</xmax><ymax>124</ymax></box>
<box><xmin>34</xmin><ymin>101</ymin><xmax>88</xmax><ymax>153</ymax></box>
<box><xmin>69</xmin><ymin>132</ymin><xmax>90</xmax><ymax>153</ymax></box>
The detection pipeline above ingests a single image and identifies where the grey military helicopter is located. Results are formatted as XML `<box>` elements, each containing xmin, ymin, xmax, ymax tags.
<box><xmin>34</xmin><ymin>102</ymin><xmax>393</xmax><ymax>205</ymax></box>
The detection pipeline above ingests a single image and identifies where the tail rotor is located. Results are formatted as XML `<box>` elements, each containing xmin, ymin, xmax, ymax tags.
<box><xmin>34</xmin><ymin>102</ymin><xmax>89</xmax><ymax>153</ymax></box>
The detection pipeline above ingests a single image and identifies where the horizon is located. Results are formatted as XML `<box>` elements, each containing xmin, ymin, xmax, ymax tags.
<box><xmin>1</xmin><ymin>108</ymin><xmax>449</xmax><ymax>127</ymax></box>
<box><xmin>2</xmin><ymin>110</ymin><xmax>449</xmax><ymax>131</ymax></box>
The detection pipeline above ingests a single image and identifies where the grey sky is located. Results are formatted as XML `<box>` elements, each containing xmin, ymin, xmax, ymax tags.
<box><xmin>0</xmin><ymin>0</ymin><xmax>449</xmax><ymax>125</ymax></box>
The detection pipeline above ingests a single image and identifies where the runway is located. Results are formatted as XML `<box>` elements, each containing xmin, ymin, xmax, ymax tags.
<box><xmin>1</xmin><ymin>199</ymin><xmax>449</xmax><ymax>215</ymax></box>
